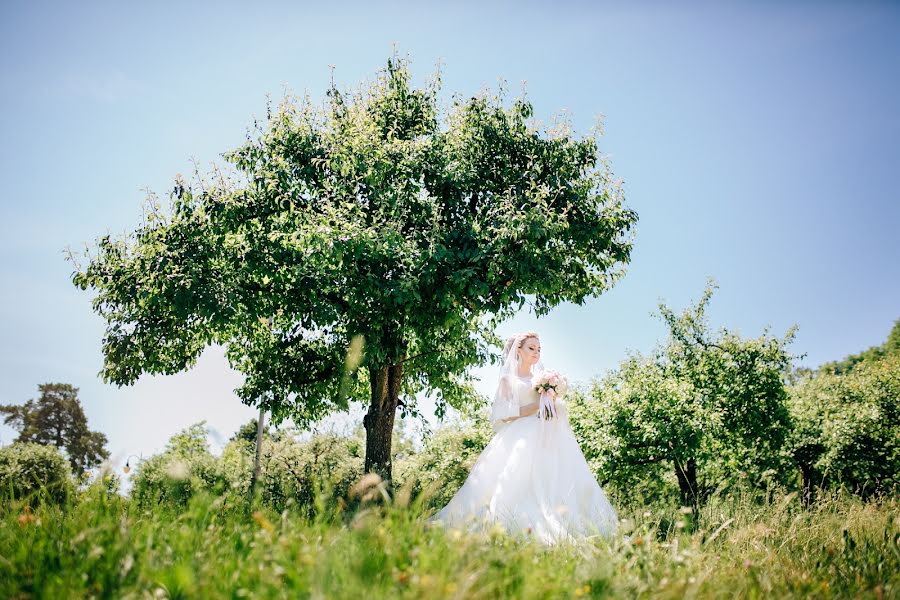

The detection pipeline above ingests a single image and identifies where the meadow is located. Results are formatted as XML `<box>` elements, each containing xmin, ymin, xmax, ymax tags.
<box><xmin>2</xmin><ymin>479</ymin><xmax>896</xmax><ymax>599</ymax></box>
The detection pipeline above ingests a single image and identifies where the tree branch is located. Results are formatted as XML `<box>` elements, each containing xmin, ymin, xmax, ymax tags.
<box><xmin>397</xmin><ymin>349</ymin><xmax>441</xmax><ymax>366</ymax></box>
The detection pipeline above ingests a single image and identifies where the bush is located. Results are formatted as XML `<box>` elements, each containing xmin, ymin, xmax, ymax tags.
<box><xmin>131</xmin><ymin>421</ymin><xmax>369</xmax><ymax>516</ymax></box>
<box><xmin>0</xmin><ymin>442</ymin><xmax>75</xmax><ymax>505</ymax></box>
<box><xmin>393</xmin><ymin>414</ymin><xmax>493</xmax><ymax>510</ymax></box>
<box><xmin>787</xmin><ymin>354</ymin><xmax>900</xmax><ymax>499</ymax></box>
<box><xmin>130</xmin><ymin>422</ymin><xmax>225</xmax><ymax>509</ymax></box>
<box><xmin>220</xmin><ymin>430</ymin><xmax>366</xmax><ymax>516</ymax></box>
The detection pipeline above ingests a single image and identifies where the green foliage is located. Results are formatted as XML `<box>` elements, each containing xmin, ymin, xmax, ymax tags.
<box><xmin>129</xmin><ymin>422</ymin><xmax>225</xmax><ymax>509</ymax></box>
<box><xmin>0</xmin><ymin>383</ymin><xmax>109</xmax><ymax>474</ymax></box>
<box><xmin>569</xmin><ymin>362</ymin><xmax>706</xmax><ymax>507</ymax></box>
<box><xmin>230</xmin><ymin>417</ymin><xmax>269</xmax><ymax>445</ymax></box>
<box><xmin>571</xmin><ymin>279</ymin><xmax>797</xmax><ymax>506</ymax></box>
<box><xmin>131</xmin><ymin>420</ymin><xmax>372</xmax><ymax>516</ymax></box>
<box><xmin>393</xmin><ymin>415</ymin><xmax>493</xmax><ymax>510</ymax></box>
<box><xmin>219</xmin><ymin>429</ymin><xmax>366</xmax><ymax>516</ymax></box>
<box><xmin>0</xmin><ymin>442</ymin><xmax>75</xmax><ymax>505</ymax></box>
<box><xmin>787</xmin><ymin>354</ymin><xmax>900</xmax><ymax>498</ymax></box>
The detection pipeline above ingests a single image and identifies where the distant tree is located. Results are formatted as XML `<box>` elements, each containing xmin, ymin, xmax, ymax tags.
<box><xmin>230</xmin><ymin>418</ymin><xmax>270</xmax><ymax>446</ymax></box>
<box><xmin>819</xmin><ymin>318</ymin><xmax>900</xmax><ymax>375</ymax></box>
<box><xmin>788</xmin><ymin>349</ymin><xmax>900</xmax><ymax>502</ymax></box>
<box><xmin>0</xmin><ymin>383</ymin><xmax>109</xmax><ymax>474</ymax></box>
<box><xmin>66</xmin><ymin>53</ymin><xmax>637</xmax><ymax>485</ymax></box>
<box><xmin>572</xmin><ymin>280</ymin><xmax>797</xmax><ymax>508</ymax></box>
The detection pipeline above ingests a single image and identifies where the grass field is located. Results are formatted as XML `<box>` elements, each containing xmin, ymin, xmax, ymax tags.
<box><xmin>1</xmin><ymin>481</ymin><xmax>897</xmax><ymax>599</ymax></box>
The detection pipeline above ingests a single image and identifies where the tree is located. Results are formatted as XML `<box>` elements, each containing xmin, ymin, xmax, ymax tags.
<box><xmin>0</xmin><ymin>383</ymin><xmax>110</xmax><ymax>474</ymax></box>
<box><xmin>66</xmin><ymin>52</ymin><xmax>637</xmax><ymax>485</ymax></box>
<box><xmin>572</xmin><ymin>280</ymin><xmax>797</xmax><ymax>508</ymax></box>
<box><xmin>230</xmin><ymin>418</ymin><xmax>270</xmax><ymax>446</ymax></box>
<box><xmin>788</xmin><ymin>348</ymin><xmax>900</xmax><ymax>502</ymax></box>
<box><xmin>787</xmin><ymin>317</ymin><xmax>900</xmax><ymax>502</ymax></box>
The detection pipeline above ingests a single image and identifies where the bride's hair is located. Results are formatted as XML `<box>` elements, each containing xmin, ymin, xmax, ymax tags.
<box><xmin>502</xmin><ymin>331</ymin><xmax>540</xmax><ymax>362</ymax></box>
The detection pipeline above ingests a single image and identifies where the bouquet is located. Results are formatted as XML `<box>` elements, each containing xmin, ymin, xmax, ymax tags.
<box><xmin>533</xmin><ymin>370</ymin><xmax>569</xmax><ymax>420</ymax></box>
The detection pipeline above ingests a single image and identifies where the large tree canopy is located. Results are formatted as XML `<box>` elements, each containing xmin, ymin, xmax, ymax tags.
<box><xmin>68</xmin><ymin>54</ymin><xmax>637</xmax><ymax>481</ymax></box>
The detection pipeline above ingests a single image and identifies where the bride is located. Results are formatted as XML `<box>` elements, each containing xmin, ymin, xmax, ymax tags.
<box><xmin>427</xmin><ymin>331</ymin><xmax>620</xmax><ymax>546</ymax></box>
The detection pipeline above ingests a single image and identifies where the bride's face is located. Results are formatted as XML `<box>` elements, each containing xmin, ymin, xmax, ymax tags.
<box><xmin>517</xmin><ymin>337</ymin><xmax>541</xmax><ymax>367</ymax></box>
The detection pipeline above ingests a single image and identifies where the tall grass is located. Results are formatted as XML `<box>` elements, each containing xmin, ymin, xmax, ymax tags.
<box><xmin>1</xmin><ymin>478</ymin><xmax>897</xmax><ymax>599</ymax></box>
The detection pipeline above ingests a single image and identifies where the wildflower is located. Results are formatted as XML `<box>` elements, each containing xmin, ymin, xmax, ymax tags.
<box><xmin>744</xmin><ymin>559</ymin><xmax>752</xmax><ymax>569</ymax></box>
<box><xmin>349</xmin><ymin>473</ymin><xmax>383</xmax><ymax>499</ymax></box>
<box><xmin>17</xmin><ymin>506</ymin><xmax>38</xmax><ymax>527</ymax></box>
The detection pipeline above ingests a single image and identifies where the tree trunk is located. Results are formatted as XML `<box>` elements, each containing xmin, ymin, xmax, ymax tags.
<box><xmin>363</xmin><ymin>361</ymin><xmax>403</xmax><ymax>492</ymax></box>
<box><xmin>799</xmin><ymin>462</ymin><xmax>816</xmax><ymax>507</ymax></box>
<box><xmin>675</xmin><ymin>457</ymin><xmax>698</xmax><ymax>507</ymax></box>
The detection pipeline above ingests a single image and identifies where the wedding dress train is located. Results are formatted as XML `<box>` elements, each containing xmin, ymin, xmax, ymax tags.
<box><xmin>428</xmin><ymin>373</ymin><xmax>619</xmax><ymax>546</ymax></box>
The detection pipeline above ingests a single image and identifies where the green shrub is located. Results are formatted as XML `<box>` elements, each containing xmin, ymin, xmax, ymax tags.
<box><xmin>0</xmin><ymin>442</ymin><xmax>75</xmax><ymax>505</ymax></box>
<box><xmin>394</xmin><ymin>414</ymin><xmax>493</xmax><ymax>510</ymax></box>
<box><xmin>787</xmin><ymin>354</ymin><xmax>900</xmax><ymax>499</ymax></box>
<box><xmin>130</xmin><ymin>422</ymin><xmax>225</xmax><ymax>509</ymax></box>
<box><xmin>220</xmin><ymin>430</ymin><xmax>366</xmax><ymax>516</ymax></box>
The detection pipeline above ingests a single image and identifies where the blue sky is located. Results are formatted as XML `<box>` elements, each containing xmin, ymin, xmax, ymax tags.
<box><xmin>1</xmin><ymin>1</ymin><xmax>898</xmax><ymax>474</ymax></box>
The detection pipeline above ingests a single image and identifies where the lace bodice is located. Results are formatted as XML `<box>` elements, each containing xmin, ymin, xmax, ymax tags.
<box><xmin>514</xmin><ymin>375</ymin><xmax>540</xmax><ymax>405</ymax></box>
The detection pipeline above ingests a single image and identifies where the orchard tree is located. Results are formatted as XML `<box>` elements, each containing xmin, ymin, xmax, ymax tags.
<box><xmin>787</xmin><ymin>316</ymin><xmax>900</xmax><ymax>502</ymax></box>
<box><xmin>572</xmin><ymin>280</ymin><xmax>797</xmax><ymax>508</ymax></box>
<box><xmin>818</xmin><ymin>318</ymin><xmax>900</xmax><ymax>375</ymax></box>
<box><xmin>0</xmin><ymin>383</ymin><xmax>109</xmax><ymax>474</ymax></box>
<box><xmin>67</xmin><ymin>53</ymin><xmax>637</xmax><ymax>485</ymax></box>
<box><xmin>788</xmin><ymin>349</ymin><xmax>899</xmax><ymax>501</ymax></box>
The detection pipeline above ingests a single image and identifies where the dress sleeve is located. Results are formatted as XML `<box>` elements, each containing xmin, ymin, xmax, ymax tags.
<box><xmin>490</xmin><ymin>376</ymin><xmax>519</xmax><ymax>433</ymax></box>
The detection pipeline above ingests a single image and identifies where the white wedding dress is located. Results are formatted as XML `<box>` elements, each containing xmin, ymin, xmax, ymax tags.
<box><xmin>428</xmin><ymin>373</ymin><xmax>619</xmax><ymax>546</ymax></box>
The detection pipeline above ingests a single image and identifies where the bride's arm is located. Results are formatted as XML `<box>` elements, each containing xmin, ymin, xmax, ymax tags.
<box><xmin>508</xmin><ymin>401</ymin><xmax>540</xmax><ymax>420</ymax></box>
